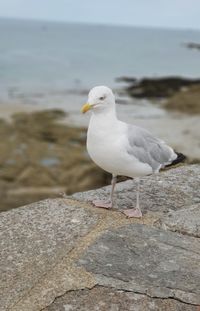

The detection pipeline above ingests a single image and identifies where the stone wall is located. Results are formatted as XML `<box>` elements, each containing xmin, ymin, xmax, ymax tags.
<box><xmin>0</xmin><ymin>165</ymin><xmax>200</xmax><ymax>311</ymax></box>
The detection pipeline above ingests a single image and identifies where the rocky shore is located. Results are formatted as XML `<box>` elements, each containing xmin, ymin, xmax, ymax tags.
<box><xmin>165</xmin><ymin>84</ymin><xmax>200</xmax><ymax>114</ymax></box>
<box><xmin>1</xmin><ymin>74</ymin><xmax>200</xmax><ymax>212</ymax></box>
<box><xmin>117</xmin><ymin>76</ymin><xmax>200</xmax><ymax>99</ymax></box>
<box><xmin>0</xmin><ymin>110</ymin><xmax>109</xmax><ymax>212</ymax></box>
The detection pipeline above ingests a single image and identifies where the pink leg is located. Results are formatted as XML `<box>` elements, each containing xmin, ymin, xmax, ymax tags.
<box><xmin>92</xmin><ymin>200</ymin><xmax>112</xmax><ymax>209</ymax></box>
<box><xmin>123</xmin><ymin>208</ymin><xmax>142</xmax><ymax>218</ymax></box>
<box><xmin>92</xmin><ymin>175</ymin><xmax>117</xmax><ymax>209</ymax></box>
<box><xmin>123</xmin><ymin>178</ymin><xmax>143</xmax><ymax>218</ymax></box>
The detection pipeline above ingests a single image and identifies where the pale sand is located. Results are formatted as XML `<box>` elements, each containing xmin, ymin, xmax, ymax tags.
<box><xmin>0</xmin><ymin>101</ymin><xmax>45</xmax><ymax>121</ymax></box>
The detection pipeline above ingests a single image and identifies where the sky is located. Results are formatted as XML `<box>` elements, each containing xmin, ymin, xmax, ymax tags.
<box><xmin>0</xmin><ymin>0</ymin><xmax>200</xmax><ymax>30</ymax></box>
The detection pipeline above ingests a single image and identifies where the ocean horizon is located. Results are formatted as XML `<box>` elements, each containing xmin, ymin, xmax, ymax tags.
<box><xmin>0</xmin><ymin>18</ymin><xmax>200</xmax><ymax>98</ymax></box>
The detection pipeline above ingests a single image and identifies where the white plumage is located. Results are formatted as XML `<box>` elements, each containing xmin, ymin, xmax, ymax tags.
<box><xmin>81</xmin><ymin>86</ymin><xmax>177</xmax><ymax>217</ymax></box>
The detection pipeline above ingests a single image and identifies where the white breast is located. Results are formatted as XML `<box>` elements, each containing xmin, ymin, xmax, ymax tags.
<box><xmin>86</xmin><ymin>113</ymin><xmax>152</xmax><ymax>177</ymax></box>
<box><xmin>87</xmin><ymin>116</ymin><xmax>121</xmax><ymax>173</ymax></box>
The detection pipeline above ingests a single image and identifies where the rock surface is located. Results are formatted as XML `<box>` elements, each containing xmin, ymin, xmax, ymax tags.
<box><xmin>156</xmin><ymin>204</ymin><xmax>200</xmax><ymax>238</ymax></box>
<box><xmin>44</xmin><ymin>286</ymin><xmax>197</xmax><ymax>311</ymax></box>
<box><xmin>0</xmin><ymin>199</ymin><xmax>99</xmax><ymax>311</ymax></box>
<box><xmin>78</xmin><ymin>224</ymin><xmax>200</xmax><ymax>305</ymax></box>
<box><xmin>73</xmin><ymin>165</ymin><xmax>200</xmax><ymax>215</ymax></box>
<box><xmin>0</xmin><ymin>165</ymin><xmax>200</xmax><ymax>311</ymax></box>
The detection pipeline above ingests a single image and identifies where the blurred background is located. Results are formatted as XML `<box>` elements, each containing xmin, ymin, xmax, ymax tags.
<box><xmin>0</xmin><ymin>0</ymin><xmax>199</xmax><ymax>212</ymax></box>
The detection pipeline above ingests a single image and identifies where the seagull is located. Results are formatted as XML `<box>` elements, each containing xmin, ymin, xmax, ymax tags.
<box><xmin>81</xmin><ymin>86</ymin><xmax>185</xmax><ymax>218</ymax></box>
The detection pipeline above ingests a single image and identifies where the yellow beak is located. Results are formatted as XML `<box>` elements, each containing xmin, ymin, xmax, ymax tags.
<box><xmin>81</xmin><ymin>103</ymin><xmax>92</xmax><ymax>114</ymax></box>
<box><xmin>81</xmin><ymin>103</ymin><xmax>92</xmax><ymax>113</ymax></box>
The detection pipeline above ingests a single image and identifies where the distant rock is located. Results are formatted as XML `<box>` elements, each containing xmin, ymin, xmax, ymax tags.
<box><xmin>164</xmin><ymin>84</ymin><xmax>200</xmax><ymax>114</ymax></box>
<box><xmin>184</xmin><ymin>42</ymin><xmax>200</xmax><ymax>51</ymax></box>
<box><xmin>117</xmin><ymin>76</ymin><xmax>200</xmax><ymax>98</ymax></box>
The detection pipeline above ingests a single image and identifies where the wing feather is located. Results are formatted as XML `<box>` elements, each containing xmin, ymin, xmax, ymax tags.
<box><xmin>127</xmin><ymin>125</ymin><xmax>177</xmax><ymax>172</ymax></box>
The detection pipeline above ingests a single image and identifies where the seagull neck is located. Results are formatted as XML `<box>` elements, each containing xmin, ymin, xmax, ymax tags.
<box><xmin>90</xmin><ymin>108</ymin><xmax>118</xmax><ymax>132</ymax></box>
<box><xmin>95</xmin><ymin>104</ymin><xmax>117</xmax><ymax>117</ymax></box>
<box><xmin>92</xmin><ymin>107</ymin><xmax>117</xmax><ymax>123</ymax></box>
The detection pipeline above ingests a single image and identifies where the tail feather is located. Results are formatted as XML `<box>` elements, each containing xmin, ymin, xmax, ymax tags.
<box><xmin>165</xmin><ymin>152</ymin><xmax>187</xmax><ymax>168</ymax></box>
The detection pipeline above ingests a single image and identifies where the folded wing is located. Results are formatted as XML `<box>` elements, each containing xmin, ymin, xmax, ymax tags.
<box><xmin>127</xmin><ymin>125</ymin><xmax>177</xmax><ymax>173</ymax></box>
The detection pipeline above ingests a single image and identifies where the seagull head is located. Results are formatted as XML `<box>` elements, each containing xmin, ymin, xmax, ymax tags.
<box><xmin>81</xmin><ymin>86</ymin><xmax>115</xmax><ymax>114</ymax></box>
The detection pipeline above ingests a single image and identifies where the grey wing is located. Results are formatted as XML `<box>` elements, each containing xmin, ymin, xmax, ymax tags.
<box><xmin>127</xmin><ymin>124</ymin><xmax>177</xmax><ymax>172</ymax></box>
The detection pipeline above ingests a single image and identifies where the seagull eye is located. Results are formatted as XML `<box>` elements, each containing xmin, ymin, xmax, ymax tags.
<box><xmin>99</xmin><ymin>96</ymin><xmax>105</xmax><ymax>100</ymax></box>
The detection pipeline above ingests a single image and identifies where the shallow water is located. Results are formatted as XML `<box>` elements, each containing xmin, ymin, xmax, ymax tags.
<box><xmin>0</xmin><ymin>18</ymin><xmax>200</xmax><ymax>104</ymax></box>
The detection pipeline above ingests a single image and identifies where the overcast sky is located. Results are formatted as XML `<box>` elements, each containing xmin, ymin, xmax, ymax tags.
<box><xmin>0</xmin><ymin>0</ymin><xmax>200</xmax><ymax>30</ymax></box>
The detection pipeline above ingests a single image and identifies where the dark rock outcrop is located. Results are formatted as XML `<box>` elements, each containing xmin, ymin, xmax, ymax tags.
<box><xmin>185</xmin><ymin>42</ymin><xmax>200</xmax><ymax>51</ymax></box>
<box><xmin>117</xmin><ymin>76</ymin><xmax>200</xmax><ymax>98</ymax></box>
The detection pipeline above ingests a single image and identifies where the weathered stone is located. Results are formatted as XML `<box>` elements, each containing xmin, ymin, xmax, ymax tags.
<box><xmin>0</xmin><ymin>199</ymin><xmax>99</xmax><ymax>311</ymax></box>
<box><xmin>78</xmin><ymin>224</ymin><xmax>200</xmax><ymax>305</ymax></box>
<box><xmin>47</xmin><ymin>289</ymin><xmax>198</xmax><ymax>311</ymax></box>
<box><xmin>73</xmin><ymin>165</ymin><xmax>200</xmax><ymax>215</ymax></box>
<box><xmin>156</xmin><ymin>204</ymin><xmax>200</xmax><ymax>237</ymax></box>
<box><xmin>1</xmin><ymin>164</ymin><xmax>200</xmax><ymax>311</ymax></box>
<box><xmin>45</xmin><ymin>286</ymin><xmax>197</xmax><ymax>311</ymax></box>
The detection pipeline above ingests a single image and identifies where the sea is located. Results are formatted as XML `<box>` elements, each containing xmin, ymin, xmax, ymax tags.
<box><xmin>0</xmin><ymin>17</ymin><xmax>200</xmax><ymax>118</ymax></box>
<box><xmin>0</xmin><ymin>18</ymin><xmax>199</xmax><ymax>160</ymax></box>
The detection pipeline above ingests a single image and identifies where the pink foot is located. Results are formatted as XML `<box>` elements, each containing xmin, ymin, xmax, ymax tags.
<box><xmin>123</xmin><ymin>208</ymin><xmax>143</xmax><ymax>218</ymax></box>
<box><xmin>92</xmin><ymin>200</ymin><xmax>112</xmax><ymax>209</ymax></box>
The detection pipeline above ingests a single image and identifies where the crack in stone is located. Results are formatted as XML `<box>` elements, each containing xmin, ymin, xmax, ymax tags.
<box><xmin>169</xmin><ymin>228</ymin><xmax>200</xmax><ymax>239</ymax></box>
<box><xmin>39</xmin><ymin>284</ymin><xmax>97</xmax><ymax>311</ymax></box>
<box><xmin>9</xmin><ymin>200</ymin><xmax>149</xmax><ymax>311</ymax></box>
<box><xmin>5</xmin><ymin>194</ymin><xmax>200</xmax><ymax>310</ymax></box>
<box><xmin>43</xmin><ymin>283</ymin><xmax>199</xmax><ymax>311</ymax></box>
